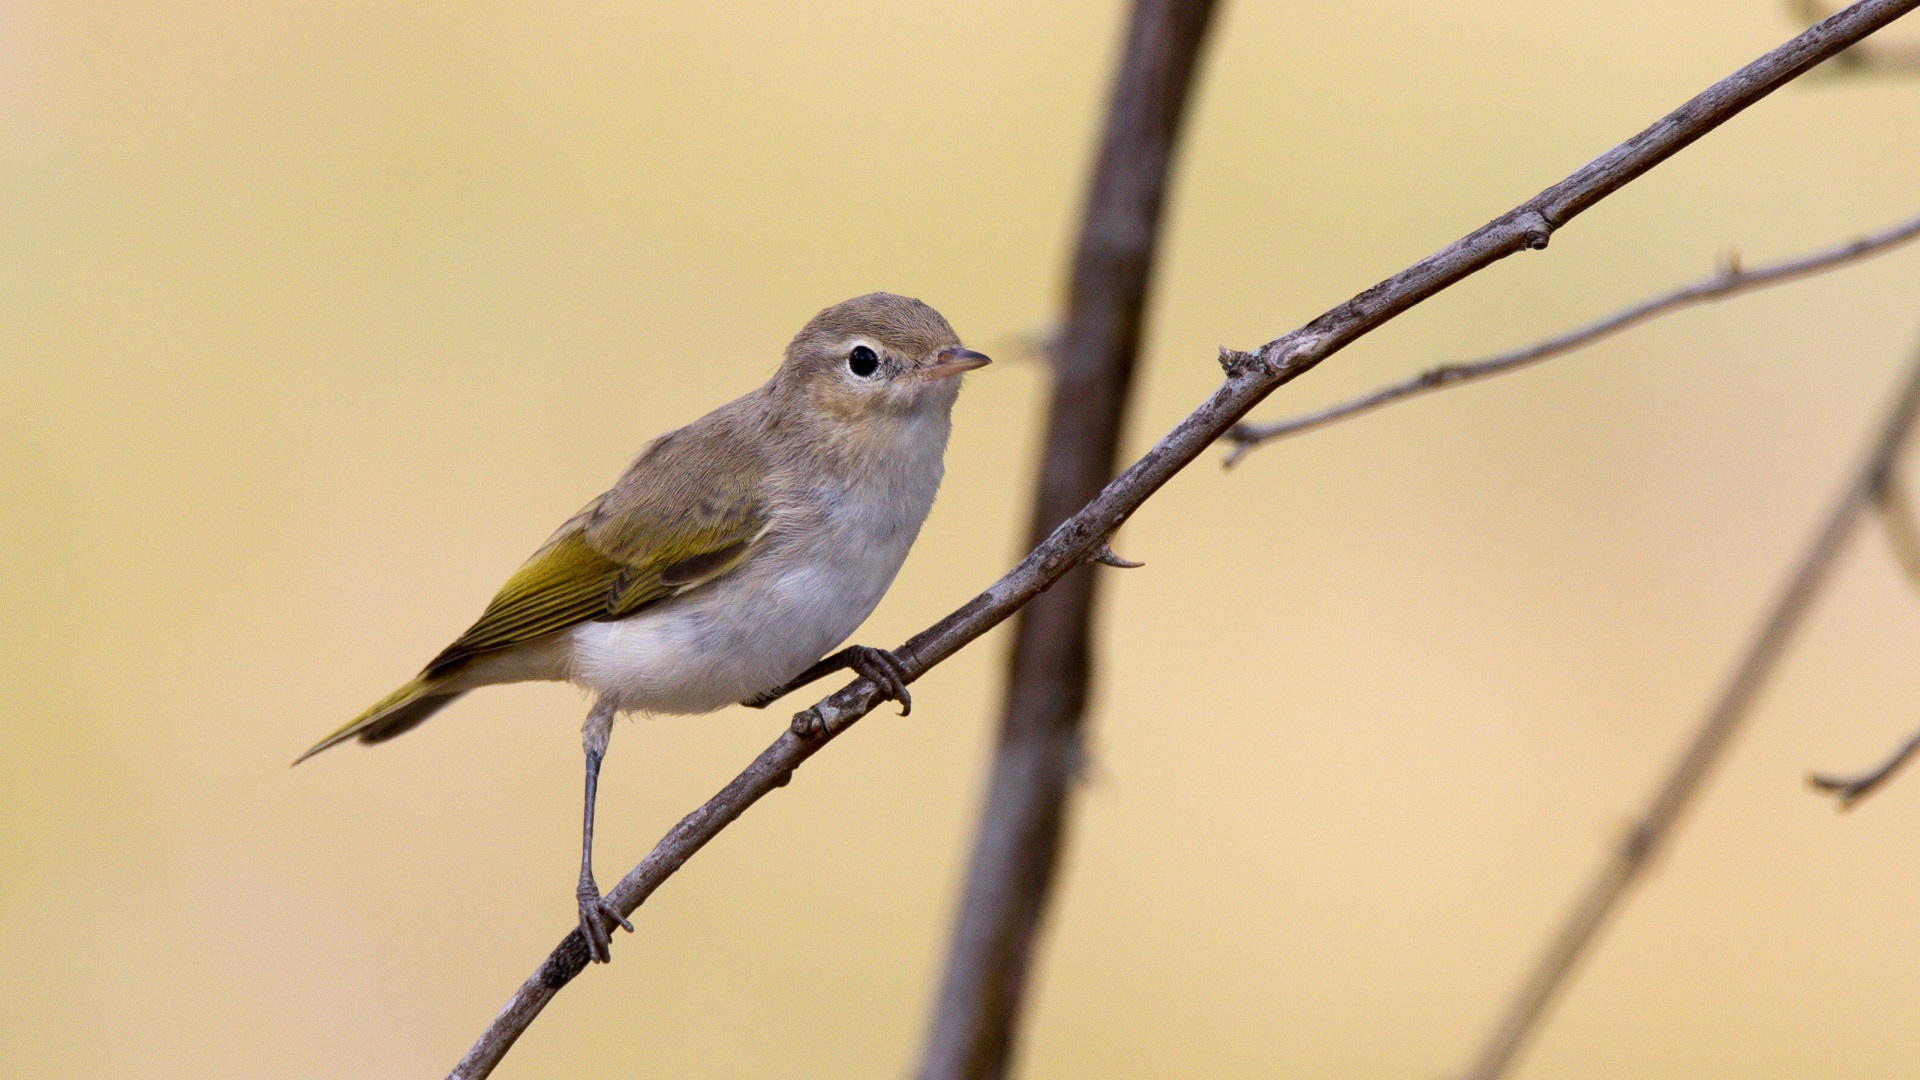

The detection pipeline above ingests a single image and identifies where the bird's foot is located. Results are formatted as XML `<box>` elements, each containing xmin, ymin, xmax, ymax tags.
<box><xmin>844</xmin><ymin>645</ymin><xmax>913</xmax><ymax>716</ymax></box>
<box><xmin>576</xmin><ymin>878</ymin><xmax>632</xmax><ymax>964</ymax></box>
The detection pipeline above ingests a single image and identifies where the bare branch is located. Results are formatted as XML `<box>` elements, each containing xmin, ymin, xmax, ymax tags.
<box><xmin>449</xmin><ymin>4</ymin><xmax>1920</xmax><ymax>1075</ymax></box>
<box><xmin>918</xmin><ymin>2</ymin><xmax>1214</xmax><ymax>1077</ymax></box>
<box><xmin>1802</xmin><ymin>466</ymin><xmax>1920</xmax><ymax>809</ymax></box>
<box><xmin>1457</xmin><ymin>338</ymin><xmax>1920</xmax><ymax>1080</ymax></box>
<box><xmin>1811</xmin><ymin>726</ymin><xmax>1920</xmax><ymax>807</ymax></box>
<box><xmin>1224</xmin><ymin>210</ymin><xmax>1920</xmax><ymax>466</ymax></box>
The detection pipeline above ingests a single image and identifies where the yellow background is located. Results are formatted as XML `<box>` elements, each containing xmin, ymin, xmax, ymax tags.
<box><xmin>5</xmin><ymin>2</ymin><xmax>1920</xmax><ymax>1077</ymax></box>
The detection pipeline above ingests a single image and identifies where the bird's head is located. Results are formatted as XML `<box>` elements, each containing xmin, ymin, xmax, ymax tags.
<box><xmin>775</xmin><ymin>293</ymin><xmax>990</xmax><ymax>424</ymax></box>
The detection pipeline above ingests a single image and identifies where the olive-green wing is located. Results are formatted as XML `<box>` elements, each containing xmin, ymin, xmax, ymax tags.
<box><xmin>423</xmin><ymin>425</ymin><xmax>769</xmax><ymax>676</ymax></box>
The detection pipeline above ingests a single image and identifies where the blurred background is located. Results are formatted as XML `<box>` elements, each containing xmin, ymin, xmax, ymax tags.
<box><xmin>5</xmin><ymin>2</ymin><xmax>1920</xmax><ymax>1077</ymax></box>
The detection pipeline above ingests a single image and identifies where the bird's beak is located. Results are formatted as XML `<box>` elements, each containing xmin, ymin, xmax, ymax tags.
<box><xmin>917</xmin><ymin>346</ymin><xmax>992</xmax><ymax>381</ymax></box>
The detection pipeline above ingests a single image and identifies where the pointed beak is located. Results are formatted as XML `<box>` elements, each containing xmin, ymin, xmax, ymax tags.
<box><xmin>917</xmin><ymin>346</ymin><xmax>992</xmax><ymax>381</ymax></box>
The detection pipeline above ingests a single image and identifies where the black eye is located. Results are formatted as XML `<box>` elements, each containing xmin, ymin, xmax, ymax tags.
<box><xmin>847</xmin><ymin>345</ymin><xmax>880</xmax><ymax>377</ymax></box>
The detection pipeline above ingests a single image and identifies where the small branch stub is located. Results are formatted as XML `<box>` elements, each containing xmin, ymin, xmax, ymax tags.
<box><xmin>1810</xmin><ymin>726</ymin><xmax>1920</xmax><ymax>808</ymax></box>
<box><xmin>1218</xmin><ymin>346</ymin><xmax>1259</xmax><ymax>376</ymax></box>
<box><xmin>1520</xmin><ymin>210</ymin><xmax>1554</xmax><ymax>250</ymax></box>
<box><xmin>1089</xmin><ymin>542</ymin><xmax>1144</xmax><ymax>569</ymax></box>
<box><xmin>790</xmin><ymin>707</ymin><xmax>829</xmax><ymax>738</ymax></box>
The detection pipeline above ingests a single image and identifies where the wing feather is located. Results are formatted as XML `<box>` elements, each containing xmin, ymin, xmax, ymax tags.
<box><xmin>422</xmin><ymin>418</ymin><xmax>770</xmax><ymax>676</ymax></box>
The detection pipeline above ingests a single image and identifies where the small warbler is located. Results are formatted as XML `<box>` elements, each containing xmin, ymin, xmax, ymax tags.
<box><xmin>298</xmin><ymin>292</ymin><xmax>988</xmax><ymax>961</ymax></box>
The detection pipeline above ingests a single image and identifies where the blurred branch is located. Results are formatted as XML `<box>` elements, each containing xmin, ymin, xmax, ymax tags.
<box><xmin>917</xmin><ymin>2</ymin><xmax>1217</xmax><ymax>1078</ymax></box>
<box><xmin>1224</xmin><ymin>210</ymin><xmax>1920</xmax><ymax>465</ymax></box>
<box><xmin>1794</xmin><ymin>1</ymin><xmax>1920</xmax><ymax>71</ymax></box>
<box><xmin>1810</xmin><ymin>725</ymin><xmax>1920</xmax><ymax>807</ymax></box>
<box><xmin>1875</xmin><ymin>463</ymin><xmax>1920</xmax><ymax>585</ymax></box>
<box><xmin>1805</xmin><ymin>465</ymin><xmax>1920</xmax><ymax>808</ymax></box>
<box><xmin>1457</xmin><ymin>335</ymin><xmax>1920</xmax><ymax>1080</ymax></box>
<box><xmin>449</xmin><ymin>3</ymin><xmax>1920</xmax><ymax>1075</ymax></box>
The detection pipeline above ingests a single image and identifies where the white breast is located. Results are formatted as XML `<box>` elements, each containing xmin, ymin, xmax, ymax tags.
<box><xmin>566</xmin><ymin>411</ymin><xmax>949</xmax><ymax>715</ymax></box>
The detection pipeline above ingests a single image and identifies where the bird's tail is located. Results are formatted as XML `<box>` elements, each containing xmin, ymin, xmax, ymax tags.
<box><xmin>294</xmin><ymin>673</ymin><xmax>466</xmax><ymax>765</ymax></box>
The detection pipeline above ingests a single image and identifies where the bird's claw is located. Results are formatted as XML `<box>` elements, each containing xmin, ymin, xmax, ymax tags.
<box><xmin>845</xmin><ymin>645</ymin><xmax>913</xmax><ymax>716</ymax></box>
<box><xmin>576</xmin><ymin>880</ymin><xmax>632</xmax><ymax>964</ymax></box>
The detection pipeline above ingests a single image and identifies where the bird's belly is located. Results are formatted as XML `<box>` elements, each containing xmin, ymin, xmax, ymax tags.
<box><xmin>565</xmin><ymin>545</ymin><xmax>907</xmax><ymax>715</ymax></box>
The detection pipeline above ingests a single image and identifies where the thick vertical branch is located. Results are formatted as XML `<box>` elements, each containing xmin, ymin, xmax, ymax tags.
<box><xmin>1458</xmin><ymin>334</ymin><xmax>1920</xmax><ymax>1080</ymax></box>
<box><xmin>917</xmin><ymin>3</ymin><xmax>1217</xmax><ymax>1078</ymax></box>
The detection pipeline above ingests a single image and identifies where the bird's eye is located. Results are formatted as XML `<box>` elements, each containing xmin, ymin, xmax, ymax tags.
<box><xmin>847</xmin><ymin>345</ymin><xmax>880</xmax><ymax>378</ymax></box>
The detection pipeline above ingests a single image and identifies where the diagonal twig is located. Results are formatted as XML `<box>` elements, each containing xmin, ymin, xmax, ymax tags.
<box><xmin>1224</xmin><ymin>210</ymin><xmax>1920</xmax><ymax>466</ymax></box>
<box><xmin>1457</xmin><ymin>334</ymin><xmax>1920</xmax><ymax>1080</ymax></box>
<box><xmin>448</xmin><ymin>4</ymin><xmax>1920</xmax><ymax>1076</ymax></box>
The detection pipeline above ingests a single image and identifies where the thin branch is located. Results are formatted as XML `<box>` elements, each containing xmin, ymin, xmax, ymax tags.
<box><xmin>917</xmin><ymin>3</ymin><xmax>1217</xmax><ymax>1078</ymax></box>
<box><xmin>1456</xmin><ymin>337</ymin><xmax>1920</xmax><ymax>1080</ymax></box>
<box><xmin>1810</xmin><ymin>726</ymin><xmax>1920</xmax><ymax>807</ymax></box>
<box><xmin>449</xmin><ymin>4</ymin><xmax>1920</xmax><ymax>1075</ymax></box>
<box><xmin>1223</xmin><ymin>210</ymin><xmax>1920</xmax><ymax>466</ymax></box>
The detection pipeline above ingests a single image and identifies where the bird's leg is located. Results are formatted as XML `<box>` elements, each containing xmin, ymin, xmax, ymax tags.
<box><xmin>576</xmin><ymin>700</ymin><xmax>632</xmax><ymax>964</ymax></box>
<box><xmin>739</xmin><ymin>645</ymin><xmax>914</xmax><ymax>715</ymax></box>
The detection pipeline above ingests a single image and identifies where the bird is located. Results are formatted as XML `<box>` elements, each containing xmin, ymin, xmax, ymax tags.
<box><xmin>297</xmin><ymin>292</ymin><xmax>989</xmax><ymax>962</ymax></box>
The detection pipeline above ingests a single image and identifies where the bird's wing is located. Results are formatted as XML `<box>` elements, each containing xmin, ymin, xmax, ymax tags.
<box><xmin>422</xmin><ymin>425</ymin><xmax>769</xmax><ymax>676</ymax></box>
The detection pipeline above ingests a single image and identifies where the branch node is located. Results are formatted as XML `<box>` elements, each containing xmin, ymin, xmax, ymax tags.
<box><xmin>1808</xmin><ymin>770</ymin><xmax>1869</xmax><ymax>808</ymax></box>
<box><xmin>1218</xmin><ymin>345</ymin><xmax>1259</xmax><ymax>376</ymax></box>
<box><xmin>1088</xmin><ymin>542</ymin><xmax>1144</xmax><ymax>569</ymax></box>
<box><xmin>1809</xmin><ymin>725</ymin><xmax>1920</xmax><ymax>810</ymax></box>
<box><xmin>790</xmin><ymin>708</ymin><xmax>830</xmax><ymax>738</ymax></box>
<box><xmin>1519</xmin><ymin>209</ymin><xmax>1554</xmax><ymax>250</ymax></box>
